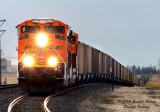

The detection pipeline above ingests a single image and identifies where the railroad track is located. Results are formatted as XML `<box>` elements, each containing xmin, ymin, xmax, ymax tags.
<box><xmin>44</xmin><ymin>83</ymin><xmax>98</xmax><ymax>112</ymax></box>
<box><xmin>0</xmin><ymin>84</ymin><xmax>18</xmax><ymax>89</ymax></box>
<box><xmin>8</xmin><ymin>94</ymin><xmax>28</xmax><ymax>112</ymax></box>
<box><xmin>8</xmin><ymin>93</ymin><xmax>46</xmax><ymax>112</ymax></box>
<box><xmin>8</xmin><ymin>83</ymin><xmax>98</xmax><ymax>112</ymax></box>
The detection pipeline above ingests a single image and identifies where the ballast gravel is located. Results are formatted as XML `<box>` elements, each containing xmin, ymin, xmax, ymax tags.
<box><xmin>0</xmin><ymin>87</ymin><xmax>25</xmax><ymax>112</ymax></box>
<box><xmin>12</xmin><ymin>95</ymin><xmax>46</xmax><ymax>112</ymax></box>
<box><xmin>48</xmin><ymin>83</ymin><xmax>160</xmax><ymax>112</ymax></box>
<box><xmin>48</xmin><ymin>83</ymin><xmax>117</xmax><ymax>112</ymax></box>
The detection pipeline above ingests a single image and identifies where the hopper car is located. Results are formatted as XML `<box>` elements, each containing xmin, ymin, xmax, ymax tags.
<box><xmin>16</xmin><ymin>19</ymin><xmax>139</xmax><ymax>93</ymax></box>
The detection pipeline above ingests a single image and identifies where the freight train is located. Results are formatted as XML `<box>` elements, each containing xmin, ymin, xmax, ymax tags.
<box><xmin>16</xmin><ymin>19</ymin><xmax>139</xmax><ymax>93</ymax></box>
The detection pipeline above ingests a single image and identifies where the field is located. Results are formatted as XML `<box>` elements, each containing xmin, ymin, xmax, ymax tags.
<box><xmin>1</xmin><ymin>72</ymin><xmax>18</xmax><ymax>85</ymax></box>
<box><xmin>100</xmin><ymin>86</ymin><xmax>160</xmax><ymax>112</ymax></box>
<box><xmin>102</xmin><ymin>74</ymin><xmax>160</xmax><ymax>112</ymax></box>
<box><xmin>142</xmin><ymin>74</ymin><xmax>160</xmax><ymax>87</ymax></box>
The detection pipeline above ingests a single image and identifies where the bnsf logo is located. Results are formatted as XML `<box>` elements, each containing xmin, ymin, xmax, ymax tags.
<box><xmin>20</xmin><ymin>45</ymin><xmax>63</xmax><ymax>54</ymax></box>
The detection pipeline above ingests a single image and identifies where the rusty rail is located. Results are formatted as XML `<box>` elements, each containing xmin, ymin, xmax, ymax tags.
<box><xmin>0</xmin><ymin>84</ymin><xmax>18</xmax><ymax>89</ymax></box>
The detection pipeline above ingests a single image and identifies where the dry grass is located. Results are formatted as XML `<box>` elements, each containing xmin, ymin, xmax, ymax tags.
<box><xmin>100</xmin><ymin>98</ymin><xmax>114</xmax><ymax>104</ymax></box>
<box><xmin>1</xmin><ymin>72</ymin><xmax>18</xmax><ymax>84</ymax></box>
<box><xmin>142</xmin><ymin>81</ymin><xmax>160</xmax><ymax>87</ymax></box>
<box><xmin>1</xmin><ymin>78</ymin><xmax>18</xmax><ymax>85</ymax></box>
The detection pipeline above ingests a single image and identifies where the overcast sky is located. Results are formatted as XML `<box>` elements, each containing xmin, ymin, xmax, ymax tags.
<box><xmin>0</xmin><ymin>0</ymin><xmax>160</xmax><ymax>67</ymax></box>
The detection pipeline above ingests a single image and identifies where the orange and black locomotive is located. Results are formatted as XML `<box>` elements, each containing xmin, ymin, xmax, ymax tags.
<box><xmin>17</xmin><ymin>19</ymin><xmax>78</xmax><ymax>93</ymax></box>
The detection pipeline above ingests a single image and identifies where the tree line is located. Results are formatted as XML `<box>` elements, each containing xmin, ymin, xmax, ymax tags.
<box><xmin>126</xmin><ymin>65</ymin><xmax>159</xmax><ymax>75</ymax></box>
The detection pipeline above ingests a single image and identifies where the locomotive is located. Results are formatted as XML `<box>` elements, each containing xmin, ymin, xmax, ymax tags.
<box><xmin>17</xmin><ymin>19</ymin><xmax>139</xmax><ymax>93</ymax></box>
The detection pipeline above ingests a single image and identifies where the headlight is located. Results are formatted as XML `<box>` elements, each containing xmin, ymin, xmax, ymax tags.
<box><xmin>36</xmin><ymin>33</ymin><xmax>47</xmax><ymax>46</ymax></box>
<box><xmin>23</xmin><ymin>56</ymin><xmax>33</xmax><ymax>66</ymax></box>
<box><xmin>48</xmin><ymin>57</ymin><xmax>57</xmax><ymax>66</ymax></box>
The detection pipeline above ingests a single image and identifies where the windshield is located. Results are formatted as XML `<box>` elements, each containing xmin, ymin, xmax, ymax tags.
<box><xmin>21</xmin><ymin>26</ymin><xmax>41</xmax><ymax>33</ymax></box>
<box><xmin>45</xmin><ymin>26</ymin><xmax>65</xmax><ymax>34</ymax></box>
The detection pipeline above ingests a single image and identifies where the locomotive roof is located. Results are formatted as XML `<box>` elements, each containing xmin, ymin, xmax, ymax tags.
<box><xmin>16</xmin><ymin>19</ymin><xmax>69</xmax><ymax>28</ymax></box>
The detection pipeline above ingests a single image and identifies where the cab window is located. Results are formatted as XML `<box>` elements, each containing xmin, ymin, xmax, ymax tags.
<box><xmin>21</xmin><ymin>26</ymin><xmax>40</xmax><ymax>33</ymax></box>
<box><xmin>45</xmin><ymin>26</ymin><xmax>65</xmax><ymax>33</ymax></box>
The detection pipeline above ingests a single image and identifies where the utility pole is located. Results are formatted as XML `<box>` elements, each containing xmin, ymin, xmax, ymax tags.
<box><xmin>158</xmin><ymin>59</ymin><xmax>160</xmax><ymax>79</ymax></box>
<box><xmin>0</xmin><ymin>19</ymin><xmax>6</xmax><ymax>85</ymax></box>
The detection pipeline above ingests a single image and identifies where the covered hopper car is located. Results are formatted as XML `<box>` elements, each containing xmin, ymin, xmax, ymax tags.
<box><xmin>16</xmin><ymin>19</ymin><xmax>139</xmax><ymax>93</ymax></box>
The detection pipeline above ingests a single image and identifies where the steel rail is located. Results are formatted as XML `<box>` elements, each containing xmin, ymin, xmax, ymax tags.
<box><xmin>44</xmin><ymin>83</ymin><xmax>98</xmax><ymax>112</ymax></box>
<box><xmin>0</xmin><ymin>84</ymin><xmax>18</xmax><ymax>89</ymax></box>
<box><xmin>8</xmin><ymin>94</ymin><xmax>28</xmax><ymax>112</ymax></box>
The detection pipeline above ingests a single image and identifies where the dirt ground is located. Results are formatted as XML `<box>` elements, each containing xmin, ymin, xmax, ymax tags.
<box><xmin>100</xmin><ymin>86</ymin><xmax>160</xmax><ymax>112</ymax></box>
<box><xmin>2</xmin><ymin>72</ymin><xmax>17</xmax><ymax>78</ymax></box>
<box><xmin>101</xmin><ymin>75</ymin><xmax>160</xmax><ymax>112</ymax></box>
<box><xmin>1</xmin><ymin>72</ymin><xmax>18</xmax><ymax>84</ymax></box>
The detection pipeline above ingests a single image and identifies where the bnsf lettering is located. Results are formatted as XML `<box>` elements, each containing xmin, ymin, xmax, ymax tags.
<box><xmin>24</xmin><ymin>45</ymin><xmax>58</xmax><ymax>50</ymax></box>
<box><xmin>23</xmin><ymin>45</ymin><xmax>63</xmax><ymax>50</ymax></box>
<box><xmin>21</xmin><ymin>45</ymin><xmax>63</xmax><ymax>54</ymax></box>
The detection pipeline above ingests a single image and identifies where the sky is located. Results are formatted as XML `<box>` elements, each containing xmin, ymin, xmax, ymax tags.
<box><xmin>0</xmin><ymin>0</ymin><xmax>160</xmax><ymax>67</ymax></box>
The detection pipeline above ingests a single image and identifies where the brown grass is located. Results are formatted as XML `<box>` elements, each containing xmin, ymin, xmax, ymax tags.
<box><xmin>100</xmin><ymin>98</ymin><xmax>114</xmax><ymax>104</ymax></box>
<box><xmin>142</xmin><ymin>81</ymin><xmax>160</xmax><ymax>87</ymax></box>
<box><xmin>1</xmin><ymin>78</ymin><xmax>18</xmax><ymax>85</ymax></box>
